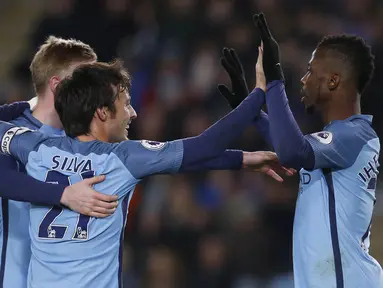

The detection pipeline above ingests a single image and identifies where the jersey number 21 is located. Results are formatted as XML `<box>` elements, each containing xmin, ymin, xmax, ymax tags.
<box><xmin>38</xmin><ymin>170</ymin><xmax>93</xmax><ymax>240</ymax></box>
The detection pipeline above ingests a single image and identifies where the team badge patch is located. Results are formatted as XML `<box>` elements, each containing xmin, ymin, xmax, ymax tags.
<box><xmin>1</xmin><ymin>127</ymin><xmax>32</xmax><ymax>154</ymax></box>
<box><xmin>310</xmin><ymin>131</ymin><xmax>333</xmax><ymax>145</ymax></box>
<box><xmin>140</xmin><ymin>140</ymin><xmax>166</xmax><ymax>151</ymax></box>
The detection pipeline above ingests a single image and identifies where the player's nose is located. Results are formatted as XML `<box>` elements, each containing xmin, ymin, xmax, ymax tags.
<box><xmin>300</xmin><ymin>77</ymin><xmax>305</xmax><ymax>86</ymax></box>
<box><xmin>300</xmin><ymin>73</ymin><xmax>308</xmax><ymax>86</ymax></box>
<box><xmin>129</xmin><ymin>106</ymin><xmax>137</xmax><ymax>120</ymax></box>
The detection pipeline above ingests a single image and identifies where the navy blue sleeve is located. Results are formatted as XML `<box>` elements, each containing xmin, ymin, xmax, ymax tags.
<box><xmin>0</xmin><ymin>155</ymin><xmax>64</xmax><ymax>205</ymax></box>
<box><xmin>252</xmin><ymin>110</ymin><xmax>271</xmax><ymax>146</ymax></box>
<box><xmin>182</xmin><ymin>88</ymin><xmax>265</xmax><ymax>168</ymax></box>
<box><xmin>179</xmin><ymin>150</ymin><xmax>243</xmax><ymax>172</ymax></box>
<box><xmin>116</xmin><ymin>89</ymin><xmax>264</xmax><ymax>178</ymax></box>
<box><xmin>0</xmin><ymin>102</ymin><xmax>29</xmax><ymax>121</ymax></box>
<box><xmin>265</xmin><ymin>81</ymin><xmax>314</xmax><ymax>170</ymax></box>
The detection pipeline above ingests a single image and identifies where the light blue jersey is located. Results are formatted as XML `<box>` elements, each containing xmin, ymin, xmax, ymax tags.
<box><xmin>0</xmin><ymin>110</ymin><xmax>63</xmax><ymax>288</ymax></box>
<box><xmin>0</xmin><ymin>123</ymin><xmax>183</xmax><ymax>288</ymax></box>
<box><xmin>294</xmin><ymin>115</ymin><xmax>383</xmax><ymax>288</ymax></box>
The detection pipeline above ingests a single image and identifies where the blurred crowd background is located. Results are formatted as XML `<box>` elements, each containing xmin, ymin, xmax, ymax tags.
<box><xmin>1</xmin><ymin>0</ymin><xmax>383</xmax><ymax>287</ymax></box>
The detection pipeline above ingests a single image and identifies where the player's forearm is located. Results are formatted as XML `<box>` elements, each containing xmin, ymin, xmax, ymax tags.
<box><xmin>252</xmin><ymin>110</ymin><xmax>272</xmax><ymax>147</ymax></box>
<box><xmin>0</xmin><ymin>156</ymin><xmax>64</xmax><ymax>205</ymax></box>
<box><xmin>266</xmin><ymin>81</ymin><xmax>314</xmax><ymax>169</ymax></box>
<box><xmin>179</xmin><ymin>150</ymin><xmax>243</xmax><ymax>172</ymax></box>
<box><xmin>0</xmin><ymin>101</ymin><xmax>29</xmax><ymax>122</ymax></box>
<box><xmin>181</xmin><ymin>88</ymin><xmax>265</xmax><ymax>167</ymax></box>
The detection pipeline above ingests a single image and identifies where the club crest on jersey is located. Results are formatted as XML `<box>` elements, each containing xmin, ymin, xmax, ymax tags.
<box><xmin>310</xmin><ymin>131</ymin><xmax>333</xmax><ymax>145</ymax></box>
<box><xmin>141</xmin><ymin>140</ymin><xmax>166</xmax><ymax>151</ymax></box>
<box><xmin>1</xmin><ymin>127</ymin><xmax>32</xmax><ymax>155</ymax></box>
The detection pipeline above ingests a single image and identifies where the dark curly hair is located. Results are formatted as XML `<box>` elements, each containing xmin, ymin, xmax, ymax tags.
<box><xmin>316</xmin><ymin>34</ymin><xmax>375</xmax><ymax>93</ymax></box>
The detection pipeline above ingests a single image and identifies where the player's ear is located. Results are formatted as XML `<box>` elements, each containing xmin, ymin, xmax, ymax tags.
<box><xmin>328</xmin><ymin>73</ymin><xmax>340</xmax><ymax>91</ymax></box>
<box><xmin>95</xmin><ymin>107</ymin><xmax>108</xmax><ymax>122</ymax></box>
<box><xmin>49</xmin><ymin>76</ymin><xmax>61</xmax><ymax>94</ymax></box>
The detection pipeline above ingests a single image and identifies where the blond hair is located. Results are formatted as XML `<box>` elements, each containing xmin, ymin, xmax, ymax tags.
<box><xmin>29</xmin><ymin>36</ymin><xmax>97</xmax><ymax>95</ymax></box>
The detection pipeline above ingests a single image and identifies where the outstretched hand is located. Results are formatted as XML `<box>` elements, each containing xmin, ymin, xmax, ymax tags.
<box><xmin>253</xmin><ymin>13</ymin><xmax>284</xmax><ymax>83</ymax></box>
<box><xmin>242</xmin><ymin>151</ymin><xmax>296</xmax><ymax>182</ymax></box>
<box><xmin>217</xmin><ymin>48</ymin><xmax>249</xmax><ymax>108</ymax></box>
<box><xmin>255</xmin><ymin>43</ymin><xmax>266</xmax><ymax>91</ymax></box>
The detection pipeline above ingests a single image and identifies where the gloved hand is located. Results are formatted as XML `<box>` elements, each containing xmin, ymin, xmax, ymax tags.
<box><xmin>217</xmin><ymin>48</ymin><xmax>249</xmax><ymax>109</ymax></box>
<box><xmin>253</xmin><ymin>13</ymin><xmax>285</xmax><ymax>83</ymax></box>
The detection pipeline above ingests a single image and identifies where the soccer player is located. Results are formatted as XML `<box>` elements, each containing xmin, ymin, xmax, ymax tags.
<box><xmin>0</xmin><ymin>37</ymin><xmax>119</xmax><ymax>288</ymax></box>
<box><xmin>0</xmin><ymin>58</ymin><xmax>291</xmax><ymax>287</ymax></box>
<box><xmin>253</xmin><ymin>13</ymin><xmax>383</xmax><ymax>287</ymax></box>
<box><xmin>0</xmin><ymin>101</ymin><xmax>107</xmax><ymax>210</ymax></box>
<box><xmin>0</xmin><ymin>100</ymin><xmax>113</xmax><ymax>213</ymax></box>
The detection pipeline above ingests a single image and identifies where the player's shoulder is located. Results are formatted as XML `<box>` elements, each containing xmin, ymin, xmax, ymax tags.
<box><xmin>113</xmin><ymin>140</ymin><xmax>167</xmax><ymax>156</ymax></box>
<box><xmin>10</xmin><ymin>109</ymin><xmax>40</xmax><ymax>129</ymax></box>
<box><xmin>331</xmin><ymin>114</ymin><xmax>375</xmax><ymax>135</ymax></box>
<box><xmin>10</xmin><ymin>115</ymin><xmax>28</xmax><ymax>126</ymax></box>
<box><xmin>56</xmin><ymin>138</ymin><xmax>117</xmax><ymax>156</ymax></box>
<box><xmin>317</xmin><ymin>114</ymin><xmax>377</xmax><ymax>144</ymax></box>
<box><xmin>307</xmin><ymin>115</ymin><xmax>378</xmax><ymax>157</ymax></box>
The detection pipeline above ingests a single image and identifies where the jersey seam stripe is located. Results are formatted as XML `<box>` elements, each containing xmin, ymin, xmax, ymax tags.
<box><xmin>0</xmin><ymin>199</ymin><xmax>9</xmax><ymax>287</ymax></box>
<box><xmin>324</xmin><ymin>168</ymin><xmax>344</xmax><ymax>288</ymax></box>
<box><xmin>118</xmin><ymin>194</ymin><xmax>129</xmax><ymax>288</ymax></box>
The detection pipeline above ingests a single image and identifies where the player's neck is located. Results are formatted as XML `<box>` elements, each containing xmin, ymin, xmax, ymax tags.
<box><xmin>32</xmin><ymin>98</ymin><xmax>62</xmax><ymax>129</ymax></box>
<box><xmin>77</xmin><ymin>129</ymin><xmax>108</xmax><ymax>143</ymax></box>
<box><xmin>77</xmin><ymin>134</ymin><xmax>99</xmax><ymax>142</ymax></box>
<box><xmin>321</xmin><ymin>100</ymin><xmax>361</xmax><ymax>125</ymax></box>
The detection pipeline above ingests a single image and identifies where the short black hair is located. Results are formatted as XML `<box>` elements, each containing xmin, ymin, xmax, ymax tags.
<box><xmin>55</xmin><ymin>60</ymin><xmax>131</xmax><ymax>137</ymax></box>
<box><xmin>316</xmin><ymin>34</ymin><xmax>375</xmax><ymax>93</ymax></box>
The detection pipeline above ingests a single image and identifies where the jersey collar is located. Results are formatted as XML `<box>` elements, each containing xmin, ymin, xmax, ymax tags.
<box><xmin>21</xmin><ymin>109</ymin><xmax>43</xmax><ymax>129</ymax></box>
<box><xmin>326</xmin><ymin>114</ymin><xmax>373</xmax><ymax>128</ymax></box>
<box><xmin>346</xmin><ymin>114</ymin><xmax>373</xmax><ymax>124</ymax></box>
<box><xmin>21</xmin><ymin>109</ymin><xmax>65</xmax><ymax>136</ymax></box>
<box><xmin>40</xmin><ymin>124</ymin><xmax>65</xmax><ymax>136</ymax></box>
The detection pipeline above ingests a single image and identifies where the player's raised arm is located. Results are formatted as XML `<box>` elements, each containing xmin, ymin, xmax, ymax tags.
<box><xmin>217</xmin><ymin>47</ymin><xmax>272</xmax><ymax>146</ymax></box>
<box><xmin>253</xmin><ymin>13</ymin><xmax>373</xmax><ymax>170</ymax></box>
<box><xmin>113</xmin><ymin>62</ymin><xmax>294</xmax><ymax>180</ymax></box>
<box><xmin>264</xmin><ymin>80</ymin><xmax>315</xmax><ymax>170</ymax></box>
<box><xmin>115</xmin><ymin>79</ymin><xmax>266</xmax><ymax>178</ymax></box>
<box><xmin>252</xmin><ymin>13</ymin><xmax>314</xmax><ymax>170</ymax></box>
<box><xmin>266</xmin><ymin>79</ymin><xmax>371</xmax><ymax>169</ymax></box>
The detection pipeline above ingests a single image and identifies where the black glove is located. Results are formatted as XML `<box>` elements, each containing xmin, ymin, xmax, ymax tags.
<box><xmin>253</xmin><ymin>13</ymin><xmax>285</xmax><ymax>83</ymax></box>
<box><xmin>217</xmin><ymin>48</ymin><xmax>249</xmax><ymax>109</ymax></box>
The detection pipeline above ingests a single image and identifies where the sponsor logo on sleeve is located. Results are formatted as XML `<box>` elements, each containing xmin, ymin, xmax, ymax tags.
<box><xmin>310</xmin><ymin>131</ymin><xmax>333</xmax><ymax>145</ymax></box>
<box><xmin>140</xmin><ymin>140</ymin><xmax>166</xmax><ymax>151</ymax></box>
